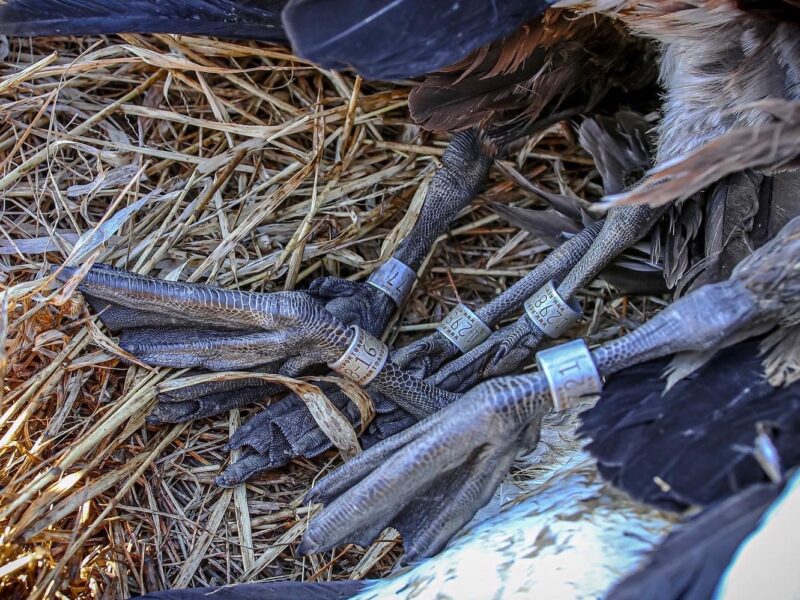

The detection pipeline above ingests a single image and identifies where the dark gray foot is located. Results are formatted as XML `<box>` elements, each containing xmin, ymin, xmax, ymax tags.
<box><xmin>432</xmin><ymin>204</ymin><xmax>663</xmax><ymax>393</ymax></box>
<box><xmin>432</xmin><ymin>319</ymin><xmax>544</xmax><ymax>392</ymax></box>
<box><xmin>216</xmin><ymin>391</ymin><xmax>348</xmax><ymax>487</ymax></box>
<box><xmin>391</xmin><ymin>334</ymin><xmax>456</xmax><ymax>380</ymax></box>
<box><xmin>148</xmin><ymin>377</ymin><xmax>282</xmax><ymax>424</ymax></box>
<box><xmin>299</xmin><ymin>383</ymin><xmax>543</xmax><ymax>561</ymax></box>
<box><xmin>148</xmin><ymin>353</ymin><xmax>322</xmax><ymax>424</ymax></box>
<box><xmin>55</xmin><ymin>266</ymin><xmax>388</xmax><ymax>424</ymax></box>
<box><xmin>217</xmin><ymin>394</ymin><xmax>358</xmax><ymax>488</ymax></box>
<box><xmin>216</xmin><ymin>389</ymin><xmax>414</xmax><ymax>485</ymax></box>
<box><xmin>306</xmin><ymin>276</ymin><xmax>395</xmax><ymax>337</ymax></box>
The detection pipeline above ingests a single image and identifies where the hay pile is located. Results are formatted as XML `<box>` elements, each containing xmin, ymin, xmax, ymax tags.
<box><xmin>0</xmin><ymin>33</ymin><xmax>648</xmax><ymax>599</ymax></box>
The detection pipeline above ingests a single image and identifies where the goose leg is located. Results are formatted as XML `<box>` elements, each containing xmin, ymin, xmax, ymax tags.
<box><xmin>222</xmin><ymin>185</ymin><xmax>657</xmax><ymax>481</ymax></box>
<box><xmin>176</xmin><ymin>130</ymin><xmax>492</xmax><ymax>480</ymax></box>
<box><xmin>311</xmin><ymin>206</ymin><xmax>650</xmax><ymax>452</ymax></box>
<box><xmin>303</xmin><ymin>215</ymin><xmax>800</xmax><ymax>557</ymax></box>
<box><xmin>392</xmin><ymin>220</ymin><xmax>605</xmax><ymax>379</ymax></box>
<box><xmin>58</xmin><ymin>266</ymin><xmax>458</xmax><ymax>418</ymax></box>
<box><xmin>433</xmin><ymin>203</ymin><xmax>664</xmax><ymax>392</ymax></box>
<box><xmin>300</xmin><ymin>267</ymin><xmax>765</xmax><ymax>560</ymax></box>
<box><xmin>134</xmin><ymin>129</ymin><xmax>492</xmax><ymax>435</ymax></box>
<box><xmin>221</xmin><ymin>207</ymin><xmax>599</xmax><ymax>482</ymax></box>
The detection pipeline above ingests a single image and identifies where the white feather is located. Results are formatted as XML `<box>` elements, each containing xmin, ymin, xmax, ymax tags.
<box><xmin>354</xmin><ymin>402</ymin><xmax>677</xmax><ymax>600</ymax></box>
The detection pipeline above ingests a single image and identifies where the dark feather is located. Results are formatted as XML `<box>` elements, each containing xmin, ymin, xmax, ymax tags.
<box><xmin>488</xmin><ymin>203</ymin><xmax>581</xmax><ymax>248</ymax></box>
<box><xmin>663</xmin><ymin>198</ymin><xmax>704</xmax><ymax>289</ymax></box>
<box><xmin>409</xmin><ymin>11</ymin><xmax>656</xmax><ymax>142</ymax></box>
<box><xmin>609</xmin><ymin>482</ymin><xmax>784</xmax><ymax>600</ymax></box>
<box><xmin>753</xmin><ymin>169</ymin><xmax>800</xmax><ymax>247</ymax></box>
<box><xmin>680</xmin><ymin>168</ymin><xmax>800</xmax><ymax>294</ymax></box>
<box><xmin>580</xmin><ymin>337</ymin><xmax>800</xmax><ymax>511</ymax></box>
<box><xmin>283</xmin><ymin>0</ymin><xmax>556</xmax><ymax>81</ymax></box>
<box><xmin>693</xmin><ymin>171</ymin><xmax>763</xmax><ymax>287</ymax></box>
<box><xmin>608</xmin><ymin>101</ymin><xmax>800</xmax><ymax>208</ymax></box>
<box><xmin>490</xmin><ymin>112</ymin><xmax>664</xmax><ymax>294</ymax></box>
<box><xmin>135</xmin><ymin>580</ymin><xmax>369</xmax><ymax>600</ymax></box>
<box><xmin>737</xmin><ymin>0</ymin><xmax>800</xmax><ymax>22</ymax></box>
<box><xmin>578</xmin><ymin>111</ymin><xmax>653</xmax><ymax>195</ymax></box>
<box><xmin>598</xmin><ymin>263</ymin><xmax>669</xmax><ymax>296</ymax></box>
<box><xmin>0</xmin><ymin>0</ymin><xmax>287</xmax><ymax>40</ymax></box>
<box><xmin>493</xmin><ymin>163</ymin><xmax>589</xmax><ymax>221</ymax></box>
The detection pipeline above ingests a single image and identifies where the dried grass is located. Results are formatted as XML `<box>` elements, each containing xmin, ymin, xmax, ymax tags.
<box><xmin>0</xmin><ymin>33</ymin><xmax>656</xmax><ymax>599</ymax></box>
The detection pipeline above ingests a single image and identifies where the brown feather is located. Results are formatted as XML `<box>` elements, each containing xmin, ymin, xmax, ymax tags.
<box><xmin>606</xmin><ymin>101</ymin><xmax>800</xmax><ymax>208</ymax></box>
<box><xmin>409</xmin><ymin>10</ymin><xmax>656</xmax><ymax>143</ymax></box>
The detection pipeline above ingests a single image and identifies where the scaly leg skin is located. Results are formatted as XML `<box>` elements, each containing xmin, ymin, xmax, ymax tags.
<box><xmin>222</xmin><ymin>213</ymin><xmax>603</xmax><ymax>482</ymax></box>
<box><xmin>303</xmin><ymin>215</ymin><xmax>800</xmax><ymax>557</ymax></box>
<box><xmin>432</xmin><ymin>204</ymin><xmax>665</xmax><ymax>392</ymax></box>
<box><xmin>139</xmin><ymin>128</ymin><xmax>492</xmax><ymax>431</ymax></box>
<box><xmin>364</xmin><ymin>219</ymin><xmax>605</xmax><ymax>452</ymax></box>
<box><xmin>295</xmin><ymin>205</ymin><xmax>651</xmax><ymax>457</ymax></box>
<box><xmin>392</xmin><ymin>220</ymin><xmax>605</xmax><ymax>379</ymax></box>
<box><xmin>207</xmin><ymin>130</ymin><xmax>494</xmax><ymax>482</ymax></box>
<box><xmin>300</xmin><ymin>275</ymin><xmax>763</xmax><ymax>561</ymax></box>
<box><xmin>57</xmin><ymin>266</ymin><xmax>458</xmax><ymax>417</ymax></box>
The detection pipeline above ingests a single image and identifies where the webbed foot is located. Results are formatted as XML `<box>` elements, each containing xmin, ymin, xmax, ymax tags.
<box><xmin>54</xmin><ymin>265</ymin><xmax>364</xmax><ymax>423</ymax></box>
<box><xmin>432</xmin><ymin>318</ymin><xmax>546</xmax><ymax>391</ymax></box>
<box><xmin>307</xmin><ymin>276</ymin><xmax>395</xmax><ymax>336</ymax></box>
<box><xmin>216</xmin><ymin>388</ymin><xmax>353</xmax><ymax>486</ymax></box>
<box><xmin>217</xmin><ymin>389</ymin><xmax>416</xmax><ymax>485</ymax></box>
<box><xmin>300</xmin><ymin>375</ymin><xmax>547</xmax><ymax>561</ymax></box>
<box><xmin>148</xmin><ymin>375</ymin><xmax>282</xmax><ymax>424</ymax></box>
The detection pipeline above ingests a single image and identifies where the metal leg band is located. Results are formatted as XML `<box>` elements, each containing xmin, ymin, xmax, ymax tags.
<box><xmin>437</xmin><ymin>303</ymin><xmax>492</xmax><ymax>353</ymax></box>
<box><xmin>524</xmin><ymin>281</ymin><xmax>582</xmax><ymax>338</ymax></box>
<box><xmin>367</xmin><ymin>257</ymin><xmax>416</xmax><ymax>306</ymax></box>
<box><xmin>328</xmin><ymin>326</ymin><xmax>389</xmax><ymax>386</ymax></box>
<box><xmin>536</xmin><ymin>339</ymin><xmax>602</xmax><ymax>411</ymax></box>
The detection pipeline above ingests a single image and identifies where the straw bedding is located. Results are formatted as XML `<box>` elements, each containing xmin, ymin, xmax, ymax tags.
<box><xmin>0</xmin><ymin>33</ymin><xmax>652</xmax><ymax>599</ymax></box>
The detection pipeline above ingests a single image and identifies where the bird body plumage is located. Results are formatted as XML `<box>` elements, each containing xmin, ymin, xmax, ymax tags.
<box><xmin>0</xmin><ymin>0</ymin><xmax>288</xmax><ymax>39</ymax></box>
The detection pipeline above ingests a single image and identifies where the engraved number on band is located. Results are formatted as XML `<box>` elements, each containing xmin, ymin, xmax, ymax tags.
<box><xmin>524</xmin><ymin>281</ymin><xmax>582</xmax><ymax>338</ymax></box>
<box><xmin>367</xmin><ymin>257</ymin><xmax>416</xmax><ymax>306</ymax></box>
<box><xmin>437</xmin><ymin>303</ymin><xmax>491</xmax><ymax>353</ymax></box>
<box><xmin>536</xmin><ymin>339</ymin><xmax>602</xmax><ymax>411</ymax></box>
<box><xmin>328</xmin><ymin>326</ymin><xmax>389</xmax><ymax>386</ymax></box>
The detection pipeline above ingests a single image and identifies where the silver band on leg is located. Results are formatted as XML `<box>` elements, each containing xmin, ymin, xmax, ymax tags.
<box><xmin>536</xmin><ymin>339</ymin><xmax>602</xmax><ymax>411</ymax></box>
<box><xmin>437</xmin><ymin>303</ymin><xmax>492</xmax><ymax>353</ymax></box>
<box><xmin>328</xmin><ymin>326</ymin><xmax>389</xmax><ymax>386</ymax></box>
<box><xmin>524</xmin><ymin>281</ymin><xmax>582</xmax><ymax>338</ymax></box>
<box><xmin>367</xmin><ymin>257</ymin><xmax>416</xmax><ymax>306</ymax></box>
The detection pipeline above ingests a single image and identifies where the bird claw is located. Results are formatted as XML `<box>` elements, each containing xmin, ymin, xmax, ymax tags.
<box><xmin>307</xmin><ymin>275</ymin><xmax>396</xmax><ymax>336</ymax></box>
<box><xmin>148</xmin><ymin>379</ymin><xmax>281</xmax><ymax>424</ymax></box>
<box><xmin>300</xmin><ymin>386</ymin><xmax>537</xmax><ymax>561</ymax></box>
<box><xmin>391</xmin><ymin>333</ymin><xmax>456</xmax><ymax>380</ymax></box>
<box><xmin>433</xmin><ymin>320</ymin><xmax>541</xmax><ymax>391</ymax></box>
